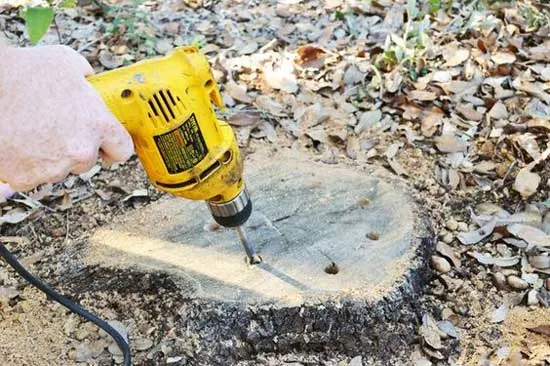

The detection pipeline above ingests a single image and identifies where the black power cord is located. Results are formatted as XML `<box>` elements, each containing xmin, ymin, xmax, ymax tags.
<box><xmin>0</xmin><ymin>243</ymin><xmax>131</xmax><ymax>366</ymax></box>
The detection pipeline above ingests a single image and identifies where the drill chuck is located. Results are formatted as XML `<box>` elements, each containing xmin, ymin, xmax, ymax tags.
<box><xmin>207</xmin><ymin>188</ymin><xmax>252</xmax><ymax>227</ymax></box>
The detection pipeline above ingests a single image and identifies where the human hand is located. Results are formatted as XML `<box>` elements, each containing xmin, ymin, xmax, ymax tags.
<box><xmin>0</xmin><ymin>45</ymin><xmax>134</xmax><ymax>192</ymax></box>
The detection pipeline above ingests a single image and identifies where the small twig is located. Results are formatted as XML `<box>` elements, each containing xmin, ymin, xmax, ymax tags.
<box><xmin>493</xmin><ymin>159</ymin><xmax>518</xmax><ymax>188</ymax></box>
<box><xmin>30</xmin><ymin>224</ymin><xmax>42</xmax><ymax>245</ymax></box>
<box><xmin>64</xmin><ymin>212</ymin><xmax>70</xmax><ymax>244</ymax></box>
<box><xmin>77</xmin><ymin>34</ymin><xmax>108</xmax><ymax>53</ymax></box>
<box><xmin>53</xmin><ymin>15</ymin><xmax>63</xmax><ymax>44</ymax></box>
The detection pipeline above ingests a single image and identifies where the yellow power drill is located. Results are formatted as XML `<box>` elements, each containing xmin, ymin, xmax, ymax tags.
<box><xmin>87</xmin><ymin>46</ymin><xmax>261</xmax><ymax>264</ymax></box>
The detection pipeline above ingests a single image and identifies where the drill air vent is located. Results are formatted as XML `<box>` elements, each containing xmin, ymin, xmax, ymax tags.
<box><xmin>147</xmin><ymin>89</ymin><xmax>183</xmax><ymax>123</ymax></box>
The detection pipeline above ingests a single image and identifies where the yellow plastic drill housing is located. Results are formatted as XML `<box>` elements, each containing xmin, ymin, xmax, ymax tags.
<box><xmin>87</xmin><ymin>46</ymin><xmax>248</xmax><ymax>225</ymax></box>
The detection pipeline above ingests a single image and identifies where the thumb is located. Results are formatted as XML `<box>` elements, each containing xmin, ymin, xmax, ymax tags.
<box><xmin>99</xmin><ymin>113</ymin><xmax>135</xmax><ymax>164</ymax></box>
<box><xmin>0</xmin><ymin>182</ymin><xmax>15</xmax><ymax>199</ymax></box>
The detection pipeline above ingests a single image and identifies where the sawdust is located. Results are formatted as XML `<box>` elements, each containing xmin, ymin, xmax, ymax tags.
<box><xmin>458</xmin><ymin>306</ymin><xmax>550</xmax><ymax>365</ymax></box>
<box><xmin>500</xmin><ymin>306</ymin><xmax>550</xmax><ymax>364</ymax></box>
<box><xmin>0</xmin><ymin>286</ymin><xmax>70</xmax><ymax>366</ymax></box>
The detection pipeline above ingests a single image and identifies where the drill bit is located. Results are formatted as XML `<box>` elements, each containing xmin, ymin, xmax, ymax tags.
<box><xmin>235</xmin><ymin>226</ymin><xmax>262</xmax><ymax>265</ymax></box>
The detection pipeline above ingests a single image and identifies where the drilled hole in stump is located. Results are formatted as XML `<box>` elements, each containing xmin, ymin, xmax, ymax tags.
<box><xmin>324</xmin><ymin>262</ymin><xmax>339</xmax><ymax>275</ymax></box>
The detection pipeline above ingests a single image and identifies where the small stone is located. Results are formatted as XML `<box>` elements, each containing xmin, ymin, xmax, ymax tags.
<box><xmin>134</xmin><ymin>338</ymin><xmax>154</xmax><ymax>351</ymax></box>
<box><xmin>496</xmin><ymin>163</ymin><xmax>509</xmax><ymax>178</ymax></box>
<box><xmin>446</xmin><ymin>219</ymin><xmax>458</xmax><ymax>231</ymax></box>
<box><xmin>91</xmin><ymin>340</ymin><xmax>107</xmax><ymax>358</ymax></box>
<box><xmin>75</xmin><ymin>328</ymin><xmax>90</xmax><ymax>341</ymax></box>
<box><xmin>75</xmin><ymin>343</ymin><xmax>93</xmax><ymax>362</ymax></box>
<box><xmin>367</xmin><ymin>231</ymin><xmax>380</xmax><ymax>240</ymax></box>
<box><xmin>527</xmin><ymin>289</ymin><xmax>539</xmax><ymax>306</ymax></box>
<box><xmin>108</xmin><ymin>342</ymin><xmax>123</xmax><ymax>356</ymax></box>
<box><xmin>68</xmin><ymin>349</ymin><xmax>77</xmax><ymax>361</ymax></box>
<box><xmin>165</xmin><ymin>22</ymin><xmax>180</xmax><ymax>35</ymax></box>
<box><xmin>507</xmin><ymin>275</ymin><xmax>529</xmax><ymax>290</ymax></box>
<box><xmin>457</xmin><ymin>222</ymin><xmax>468</xmax><ymax>232</ymax></box>
<box><xmin>492</xmin><ymin>272</ymin><xmax>507</xmax><ymax>290</ymax></box>
<box><xmin>348</xmin><ymin>356</ymin><xmax>363</xmax><ymax>366</ymax></box>
<box><xmin>64</xmin><ymin>316</ymin><xmax>80</xmax><ymax>336</ymax></box>
<box><xmin>443</xmin><ymin>232</ymin><xmax>454</xmax><ymax>244</ymax></box>
<box><xmin>14</xmin><ymin>300</ymin><xmax>32</xmax><ymax>313</ymax></box>
<box><xmin>431</xmin><ymin>256</ymin><xmax>451</xmax><ymax>274</ymax></box>
<box><xmin>113</xmin><ymin>355</ymin><xmax>124</xmax><ymax>364</ymax></box>
<box><xmin>0</xmin><ymin>287</ymin><xmax>19</xmax><ymax>306</ymax></box>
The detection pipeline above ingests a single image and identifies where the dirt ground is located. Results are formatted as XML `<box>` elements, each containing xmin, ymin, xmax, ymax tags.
<box><xmin>1</xmin><ymin>0</ymin><xmax>550</xmax><ymax>365</ymax></box>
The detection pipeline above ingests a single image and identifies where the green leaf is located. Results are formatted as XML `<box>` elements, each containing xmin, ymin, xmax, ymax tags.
<box><xmin>406</xmin><ymin>0</ymin><xmax>419</xmax><ymax>20</ymax></box>
<box><xmin>22</xmin><ymin>7</ymin><xmax>55</xmax><ymax>44</ymax></box>
<box><xmin>334</xmin><ymin>10</ymin><xmax>346</xmax><ymax>21</ymax></box>
<box><xmin>59</xmin><ymin>0</ymin><xmax>77</xmax><ymax>8</ymax></box>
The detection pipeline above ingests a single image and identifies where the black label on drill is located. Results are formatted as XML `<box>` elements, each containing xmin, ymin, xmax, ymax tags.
<box><xmin>153</xmin><ymin>113</ymin><xmax>208</xmax><ymax>174</ymax></box>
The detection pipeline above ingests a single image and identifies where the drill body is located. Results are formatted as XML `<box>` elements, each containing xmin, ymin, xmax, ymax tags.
<box><xmin>87</xmin><ymin>46</ymin><xmax>252</xmax><ymax>228</ymax></box>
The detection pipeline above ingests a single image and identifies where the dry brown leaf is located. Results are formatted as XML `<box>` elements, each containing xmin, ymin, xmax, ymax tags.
<box><xmin>343</xmin><ymin>64</ymin><xmax>364</xmax><ymax>85</ymax></box>
<box><xmin>355</xmin><ymin>110</ymin><xmax>382</xmax><ymax>134</ymax></box>
<box><xmin>434</xmin><ymin>134</ymin><xmax>468</xmax><ymax>153</ymax></box>
<box><xmin>98</xmin><ymin>50</ymin><xmax>123</xmax><ymax>69</ymax></box>
<box><xmin>238</xmin><ymin>41</ymin><xmax>258</xmax><ymax>55</ymax></box>
<box><xmin>469</xmin><ymin>251</ymin><xmax>494</xmax><ymax>265</ymax></box>
<box><xmin>95</xmin><ymin>189</ymin><xmax>112</xmax><ymax>201</ymax></box>
<box><xmin>228</xmin><ymin>111</ymin><xmax>264</xmax><ymax>127</ymax></box>
<box><xmin>420</xmin><ymin>314</ymin><xmax>444</xmax><ymax>350</ymax></box>
<box><xmin>513</xmin><ymin>79</ymin><xmax>550</xmax><ymax>105</ymax></box>
<box><xmin>507</xmin><ymin>224</ymin><xmax>550</xmax><ymax>247</ymax></box>
<box><xmin>488</xmin><ymin>100</ymin><xmax>508</xmax><ymax>119</ymax></box>
<box><xmin>516</xmin><ymin>133</ymin><xmax>541</xmax><ymax>160</ymax></box>
<box><xmin>457</xmin><ymin>218</ymin><xmax>497</xmax><ymax>245</ymax></box>
<box><xmin>527</xmin><ymin>325</ymin><xmax>550</xmax><ymax>337</ymax></box>
<box><xmin>528</xmin><ymin>43</ymin><xmax>550</xmax><ymax>62</ymax></box>
<box><xmin>252</xmin><ymin>122</ymin><xmax>277</xmax><ymax>142</ymax></box>
<box><xmin>408</xmin><ymin>90</ymin><xmax>437</xmax><ymax>101</ymax></box>
<box><xmin>296</xmin><ymin>45</ymin><xmax>326</xmax><ymax>68</ymax></box>
<box><xmin>528</xmin><ymin>119</ymin><xmax>550</xmax><ymax>131</ymax></box>
<box><xmin>401</xmin><ymin>104</ymin><xmax>423</xmax><ymax>120</ymax></box>
<box><xmin>491</xmin><ymin>51</ymin><xmax>516</xmax><ymax>65</ymax></box>
<box><xmin>421</xmin><ymin>110</ymin><xmax>443</xmax><ymax>137</ymax></box>
<box><xmin>513</xmin><ymin>167</ymin><xmax>541</xmax><ymax>199</ymax></box>
<box><xmin>295</xmin><ymin>103</ymin><xmax>329</xmax><ymax>133</ymax></box>
<box><xmin>457</xmin><ymin>103</ymin><xmax>483</xmax><ymax>121</ymax></box>
<box><xmin>385</xmin><ymin>70</ymin><xmax>404</xmax><ymax>93</ymax></box>
<box><xmin>155</xmin><ymin>39</ymin><xmax>173</xmax><ymax>55</ymax></box>
<box><xmin>0</xmin><ymin>208</ymin><xmax>36</xmax><ymax>225</ymax></box>
<box><xmin>443</xmin><ymin>48</ymin><xmax>470</xmax><ymax>67</ymax></box>
<box><xmin>436</xmin><ymin>241</ymin><xmax>461</xmax><ymax>268</ymax></box>
<box><xmin>494</xmin><ymin>256</ymin><xmax>520</xmax><ymax>267</ymax></box>
<box><xmin>122</xmin><ymin>189</ymin><xmax>149</xmax><ymax>202</ymax></box>
<box><xmin>57</xmin><ymin>192</ymin><xmax>73</xmax><ymax>211</ymax></box>
<box><xmin>529</xmin><ymin>256</ymin><xmax>550</xmax><ymax>269</ymax></box>
<box><xmin>263</xmin><ymin>58</ymin><xmax>298</xmax><ymax>94</ymax></box>
<box><xmin>437</xmin><ymin>78</ymin><xmax>482</xmax><ymax>97</ymax></box>
<box><xmin>431</xmin><ymin>70</ymin><xmax>452</xmax><ymax>83</ymax></box>
<box><xmin>254</xmin><ymin>96</ymin><xmax>286</xmax><ymax>116</ymax></box>
<box><xmin>346</xmin><ymin>136</ymin><xmax>360</xmax><ymax>159</ymax></box>
<box><xmin>225</xmin><ymin>80</ymin><xmax>254</xmax><ymax>104</ymax></box>
<box><xmin>473</xmin><ymin>161</ymin><xmax>497</xmax><ymax>174</ymax></box>
<box><xmin>305</xmin><ymin>126</ymin><xmax>327</xmax><ymax>144</ymax></box>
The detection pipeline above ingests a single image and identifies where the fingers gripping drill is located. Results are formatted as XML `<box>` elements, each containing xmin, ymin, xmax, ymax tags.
<box><xmin>87</xmin><ymin>46</ymin><xmax>261</xmax><ymax>264</ymax></box>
